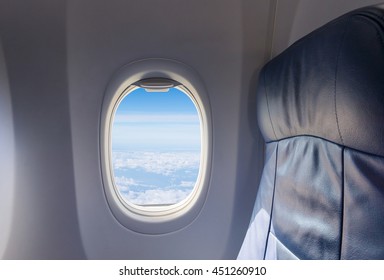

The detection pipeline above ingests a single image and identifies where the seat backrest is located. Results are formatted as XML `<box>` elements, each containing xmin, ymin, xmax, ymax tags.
<box><xmin>238</xmin><ymin>6</ymin><xmax>384</xmax><ymax>260</ymax></box>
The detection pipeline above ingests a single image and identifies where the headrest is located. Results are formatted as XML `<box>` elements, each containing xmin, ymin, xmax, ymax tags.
<box><xmin>257</xmin><ymin>7</ymin><xmax>384</xmax><ymax>156</ymax></box>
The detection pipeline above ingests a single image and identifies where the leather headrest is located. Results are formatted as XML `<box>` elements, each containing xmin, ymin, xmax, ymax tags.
<box><xmin>257</xmin><ymin>7</ymin><xmax>384</xmax><ymax>156</ymax></box>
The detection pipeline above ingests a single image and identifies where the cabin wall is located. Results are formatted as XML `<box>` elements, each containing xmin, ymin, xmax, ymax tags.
<box><xmin>0</xmin><ymin>0</ymin><xmax>270</xmax><ymax>259</ymax></box>
<box><xmin>0</xmin><ymin>0</ymin><xmax>382</xmax><ymax>259</ymax></box>
<box><xmin>67</xmin><ymin>0</ymin><xmax>269</xmax><ymax>259</ymax></box>
<box><xmin>272</xmin><ymin>0</ymin><xmax>384</xmax><ymax>57</ymax></box>
<box><xmin>0</xmin><ymin>0</ymin><xmax>86</xmax><ymax>259</ymax></box>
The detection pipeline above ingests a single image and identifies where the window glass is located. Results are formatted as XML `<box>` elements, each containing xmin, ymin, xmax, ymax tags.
<box><xmin>111</xmin><ymin>87</ymin><xmax>201</xmax><ymax>206</ymax></box>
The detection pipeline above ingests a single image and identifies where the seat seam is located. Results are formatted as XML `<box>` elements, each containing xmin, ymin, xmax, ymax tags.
<box><xmin>263</xmin><ymin>68</ymin><xmax>278</xmax><ymax>140</ymax></box>
<box><xmin>265</xmin><ymin>134</ymin><xmax>384</xmax><ymax>158</ymax></box>
<box><xmin>263</xmin><ymin>142</ymin><xmax>279</xmax><ymax>259</ymax></box>
<box><xmin>334</xmin><ymin>20</ymin><xmax>349</xmax><ymax>146</ymax></box>
<box><xmin>339</xmin><ymin>147</ymin><xmax>345</xmax><ymax>259</ymax></box>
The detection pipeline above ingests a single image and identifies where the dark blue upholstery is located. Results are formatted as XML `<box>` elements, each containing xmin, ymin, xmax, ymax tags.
<box><xmin>239</xmin><ymin>6</ymin><xmax>384</xmax><ymax>259</ymax></box>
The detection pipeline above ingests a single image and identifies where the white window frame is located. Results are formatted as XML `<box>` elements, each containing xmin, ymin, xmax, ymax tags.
<box><xmin>100</xmin><ymin>58</ymin><xmax>212</xmax><ymax>234</ymax></box>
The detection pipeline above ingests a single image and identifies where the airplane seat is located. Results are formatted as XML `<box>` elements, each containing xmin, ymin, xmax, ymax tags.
<box><xmin>238</xmin><ymin>6</ymin><xmax>384</xmax><ymax>259</ymax></box>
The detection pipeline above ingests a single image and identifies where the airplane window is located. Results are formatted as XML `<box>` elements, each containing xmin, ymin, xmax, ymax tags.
<box><xmin>111</xmin><ymin>83</ymin><xmax>202</xmax><ymax>208</ymax></box>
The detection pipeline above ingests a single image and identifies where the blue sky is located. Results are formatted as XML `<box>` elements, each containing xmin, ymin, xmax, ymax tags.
<box><xmin>115</xmin><ymin>87</ymin><xmax>198</xmax><ymax>114</ymax></box>
<box><xmin>112</xmin><ymin>87</ymin><xmax>201</xmax><ymax>151</ymax></box>
<box><xmin>111</xmin><ymin>87</ymin><xmax>201</xmax><ymax>205</ymax></box>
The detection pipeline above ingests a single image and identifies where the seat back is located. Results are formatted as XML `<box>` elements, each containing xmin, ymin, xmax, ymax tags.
<box><xmin>238</xmin><ymin>6</ymin><xmax>384</xmax><ymax>260</ymax></box>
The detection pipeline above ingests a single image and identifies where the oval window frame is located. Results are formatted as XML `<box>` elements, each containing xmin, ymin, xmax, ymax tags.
<box><xmin>100</xmin><ymin>58</ymin><xmax>212</xmax><ymax>234</ymax></box>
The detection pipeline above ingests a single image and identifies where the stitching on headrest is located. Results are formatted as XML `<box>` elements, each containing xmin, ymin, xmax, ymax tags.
<box><xmin>263</xmin><ymin>68</ymin><xmax>277</xmax><ymax>140</ymax></box>
<box><xmin>333</xmin><ymin>19</ymin><xmax>349</xmax><ymax>146</ymax></box>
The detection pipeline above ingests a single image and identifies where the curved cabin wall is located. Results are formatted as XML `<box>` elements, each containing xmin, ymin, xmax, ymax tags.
<box><xmin>0</xmin><ymin>40</ymin><xmax>14</xmax><ymax>258</ymax></box>
<box><xmin>0</xmin><ymin>0</ymin><xmax>381</xmax><ymax>259</ymax></box>
<box><xmin>67</xmin><ymin>0</ymin><xmax>269</xmax><ymax>259</ymax></box>
<box><xmin>0</xmin><ymin>0</ymin><xmax>86</xmax><ymax>259</ymax></box>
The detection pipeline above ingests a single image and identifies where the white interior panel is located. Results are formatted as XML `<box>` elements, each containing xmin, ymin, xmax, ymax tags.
<box><xmin>68</xmin><ymin>0</ymin><xmax>269</xmax><ymax>259</ymax></box>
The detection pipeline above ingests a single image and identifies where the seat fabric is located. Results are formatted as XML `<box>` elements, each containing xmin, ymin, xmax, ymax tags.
<box><xmin>238</xmin><ymin>6</ymin><xmax>384</xmax><ymax>260</ymax></box>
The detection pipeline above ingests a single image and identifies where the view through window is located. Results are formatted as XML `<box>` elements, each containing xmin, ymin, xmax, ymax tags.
<box><xmin>111</xmin><ymin>86</ymin><xmax>201</xmax><ymax>206</ymax></box>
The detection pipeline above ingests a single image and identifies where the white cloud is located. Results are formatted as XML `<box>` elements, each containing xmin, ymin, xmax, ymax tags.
<box><xmin>115</xmin><ymin>176</ymin><xmax>157</xmax><ymax>190</ymax></box>
<box><xmin>112</xmin><ymin>151</ymin><xmax>200</xmax><ymax>176</ymax></box>
<box><xmin>114</xmin><ymin>176</ymin><xmax>138</xmax><ymax>186</ymax></box>
<box><xmin>112</xmin><ymin>151</ymin><xmax>199</xmax><ymax>205</ymax></box>
<box><xmin>179</xmin><ymin>181</ymin><xmax>196</xmax><ymax>188</ymax></box>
